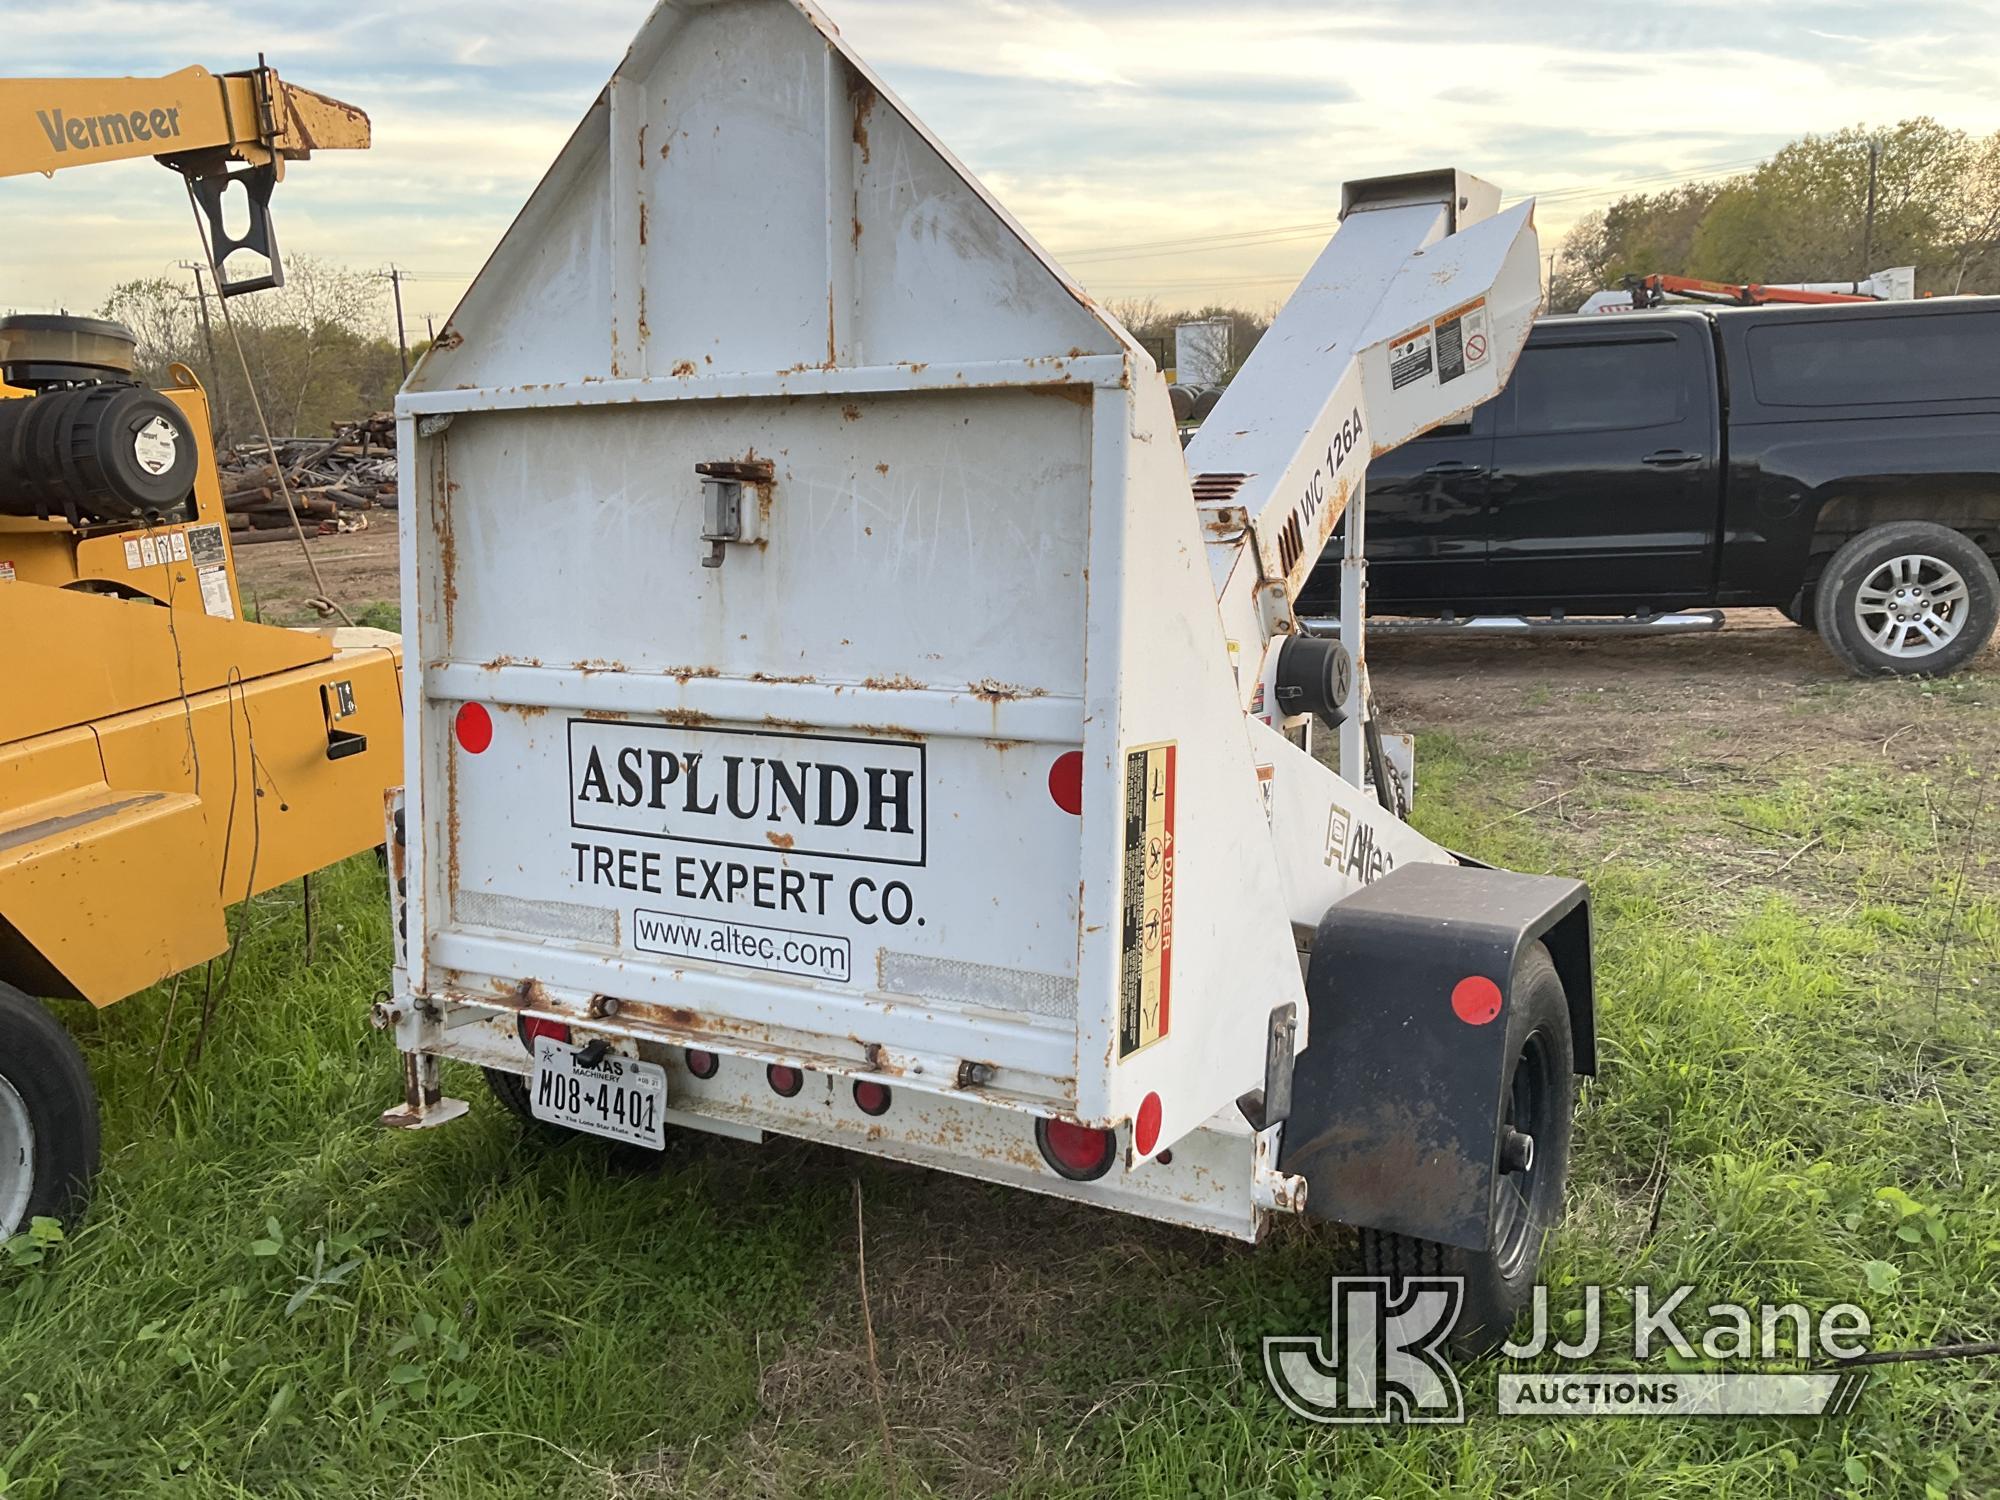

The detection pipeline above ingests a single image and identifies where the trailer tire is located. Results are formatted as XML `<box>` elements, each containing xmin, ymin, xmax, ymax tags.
<box><xmin>481</xmin><ymin>1067</ymin><xmax>667</xmax><ymax>1175</ymax></box>
<box><xmin>0</xmin><ymin>983</ymin><xmax>101</xmax><ymax>1242</ymax></box>
<box><xmin>1355</xmin><ymin>944</ymin><xmax>1573</xmax><ymax>1356</ymax></box>
<box><xmin>481</xmin><ymin>1067</ymin><xmax>560</xmax><ymax>1131</ymax></box>
<box><xmin>1814</xmin><ymin>522</ymin><xmax>1999</xmax><ymax>678</ymax></box>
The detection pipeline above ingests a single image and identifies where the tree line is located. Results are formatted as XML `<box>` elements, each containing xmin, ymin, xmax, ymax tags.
<box><xmin>1548</xmin><ymin>117</ymin><xmax>2000</xmax><ymax>312</ymax></box>
<box><xmin>1118</xmin><ymin>117</ymin><xmax>1999</xmax><ymax>363</ymax></box>
<box><xmin>95</xmin><ymin>258</ymin><xmax>406</xmax><ymax>441</ymax></box>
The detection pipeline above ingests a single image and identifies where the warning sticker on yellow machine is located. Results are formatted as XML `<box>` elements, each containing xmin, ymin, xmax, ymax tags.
<box><xmin>1118</xmin><ymin>740</ymin><xmax>1175</xmax><ymax>1059</ymax></box>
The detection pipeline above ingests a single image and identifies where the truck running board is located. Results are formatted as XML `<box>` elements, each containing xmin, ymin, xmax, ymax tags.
<box><xmin>1305</xmin><ymin>609</ymin><xmax>1725</xmax><ymax>638</ymax></box>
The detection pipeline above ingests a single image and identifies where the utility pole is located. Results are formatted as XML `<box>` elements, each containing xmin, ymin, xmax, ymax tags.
<box><xmin>1860</xmin><ymin>137</ymin><xmax>1881</xmax><ymax>278</ymax></box>
<box><xmin>177</xmin><ymin>259</ymin><xmax>224</xmax><ymax>439</ymax></box>
<box><xmin>387</xmin><ymin>265</ymin><xmax>410</xmax><ymax>377</ymax></box>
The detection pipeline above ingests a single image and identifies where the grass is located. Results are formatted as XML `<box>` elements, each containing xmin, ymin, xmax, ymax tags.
<box><xmin>3</xmin><ymin>684</ymin><xmax>1997</xmax><ymax>1497</ymax></box>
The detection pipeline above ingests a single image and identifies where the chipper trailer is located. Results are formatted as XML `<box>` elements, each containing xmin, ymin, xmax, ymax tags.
<box><xmin>376</xmin><ymin>0</ymin><xmax>1596</xmax><ymax>1347</ymax></box>
<box><xmin>0</xmin><ymin>64</ymin><xmax>400</xmax><ymax>1242</ymax></box>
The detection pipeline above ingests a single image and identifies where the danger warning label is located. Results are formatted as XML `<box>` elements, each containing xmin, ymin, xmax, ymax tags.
<box><xmin>1435</xmin><ymin>297</ymin><xmax>1491</xmax><ymax>385</ymax></box>
<box><xmin>1388</xmin><ymin>325</ymin><xmax>1435</xmax><ymax>390</ymax></box>
<box><xmin>1118</xmin><ymin>741</ymin><xmax>1175</xmax><ymax>1059</ymax></box>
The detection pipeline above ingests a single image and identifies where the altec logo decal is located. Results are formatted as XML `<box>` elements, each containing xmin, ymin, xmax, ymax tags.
<box><xmin>36</xmin><ymin>106</ymin><xmax>185</xmax><ymax>153</ymax></box>
<box><xmin>568</xmin><ymin>721</ymin><xmax>926</xmax><ymax>865</ymax></box>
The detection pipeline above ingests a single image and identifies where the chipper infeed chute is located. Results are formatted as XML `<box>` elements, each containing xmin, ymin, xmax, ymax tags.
<box><xmin>387</xmin><ymin>0</ymin><xmax>1585</xmax><ymax>1255</ymax></box>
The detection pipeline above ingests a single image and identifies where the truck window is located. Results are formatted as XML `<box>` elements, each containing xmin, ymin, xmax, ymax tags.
<box><xmin>1504</xmin><ymin>337</ymin><xmax>1684</xmax><ymax>435</ymax></box>
<box><xmin>1746</xmin><ymin>311</ymin><xmax>2000</xmax><ymax>407</ymax></box>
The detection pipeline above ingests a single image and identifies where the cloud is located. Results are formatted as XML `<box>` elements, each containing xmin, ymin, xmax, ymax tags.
<box><xmin>4</xmin><ymin>0</ymin><xmax>1999</xmax><ymax>319</ymax></box>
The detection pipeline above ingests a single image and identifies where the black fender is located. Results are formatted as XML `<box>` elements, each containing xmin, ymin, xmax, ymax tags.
<box><xmin>1277</xmin><ymin>861</ymin><xmax>1594</xmax><ymax>1252</ymax></box>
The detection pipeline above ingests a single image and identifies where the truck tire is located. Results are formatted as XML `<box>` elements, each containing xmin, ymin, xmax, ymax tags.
<box><xmin>1355</xmin><ymin>944</ymin><xmax>1574</xmax><ymax>1355</ymax></box>
<box><xmin>0</xmin><ymin>983</ymin><xmax>101</xmax><ymax>1242</ymax></box>
<box><xmin>1814</xmin><ymin>522</ymin><xmax>2000</xmax><ymax>678</ymax></box>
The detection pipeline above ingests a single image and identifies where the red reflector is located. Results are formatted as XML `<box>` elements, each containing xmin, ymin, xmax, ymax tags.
<box><xmin>1037</xmin><ymin>1117</ymin><xmax>1116</xmax><ymax>1181</ymax></box>
<box><xmin>519</xmin><ymin>1014</ymin><xmax>571</xmax><ymax>1050</ymax></box>
<box><xmin>1048</xmin><ymin>751</ymin><xmax>1083</xmax><ymax>816</ymax></box>
<box><xmin>1451</xmin><ymin>975</ymin><xmax>1503</xmax><ymax>1026</ymax></box>
<box><xmin>684</xmin><ymin>1048</ymin><xmax>719</xmax><ymax>1079</ymax></box>
<box><xmin>767</xmin><ymin>1063</ymin><xmax>804</xmax><ymax>1098</ymax></box>
<box><xmin>455</xmin><ymin>701</ymin><xmax>493</xmax><ymax>754</ymax></box>
<box><xmin>853</xmin><ymin>1080</ymin><xmax>891</xmax><ymax>1116</ymax></box>
<box><xmin>1135</xmin><ymin>1092</ymin><xmax>1163</xmax><ymax>1156</ymax></box>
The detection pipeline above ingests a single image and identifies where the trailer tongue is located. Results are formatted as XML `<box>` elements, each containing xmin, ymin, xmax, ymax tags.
<box><xmin>380</xmin><ymin>0</ymin><xmax>1596</xmax><ymax>1348</ymax></box>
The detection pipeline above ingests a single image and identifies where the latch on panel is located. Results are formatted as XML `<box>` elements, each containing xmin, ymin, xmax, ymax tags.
<box><xmin>695</xmin><ymin>458</ymin><xmax>775</xmax><ymax>568</ymax></box>
<box><xmin>322</xmin><ymin>678</ymin><xmax>367</xmax><ymax>761</ymax></box>
<box><xmin>1235</xmin><ymin>1001</ymin><xmax>1298</xmax><ymax>1131</ymax></box>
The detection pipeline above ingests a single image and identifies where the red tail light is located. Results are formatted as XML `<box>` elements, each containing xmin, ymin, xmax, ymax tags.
<box><xmin>684</xmin><ymin>1048</ymin><xmax>719</xmax><ymax>1079</ymax></box>
<box><xmin>455</xmin><ymin>701</ymin><xmax>493</xmax><ymax>754</ymax></box>
<box><xmin>518</xmin><ymin>1014</ymin><xmax>571</xmax><ymax>1050</ymax></box>
<box><xmin>767</xmin><ymin>1063</ymin><xmax>804</xmax><ymax>1098</ymax></box>
<box><xmin>1036</xmin><ymin>1117</ymin><xmax>1116</xmax><ymax>1181</ymax></box>
<box><xmin>853</xmin><ymin>1080</ymin><xmax>891</xmax><ymax>1116</ymax></box>
<box><xmin>1047</xmin><ymin>751</ymin><xmax>1083</xmax><ymax>815</ymax></box>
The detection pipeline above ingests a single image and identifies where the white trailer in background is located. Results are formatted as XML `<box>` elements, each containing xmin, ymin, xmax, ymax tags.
<box><xmin>378</xmin><ymin>0</ymin><xmax>1597</xmax><ymax>1347</ymax></box>
<box><xmin>1173</xmin><ymin>318</ymin><xmax>1233</xmax><ymax>387</ymax></box>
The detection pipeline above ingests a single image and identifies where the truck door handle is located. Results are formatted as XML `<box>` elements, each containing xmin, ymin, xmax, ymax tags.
<box><xmin>1641</xmin><ymin>449</ymin><xmax>1702</xmax><ymax>467</ymax></box>
<box><xmin>1423</xmin><ymin>461</ymin><xmax>1486</xmax><ymax>476</ymax></box>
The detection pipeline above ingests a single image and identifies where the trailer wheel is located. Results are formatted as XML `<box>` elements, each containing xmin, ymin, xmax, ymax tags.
<box><xmin>0</xmin><ymin>983</ymin><xmax>101</xmax><ymax>1242</ymax></box>
<box><xmin>1356</xmin><ymin>944</ymin><xmax>1574</xmax><ymax>1355</ymax></box>
<box><xmin>1814</xmin><ymin>522</ymin><xmax>1999</xmax><ymax>678</ymax></box>
<box><xmin>482</xmin><ymin>1067</ymin><xmax>554</xmax><ymax>1128</ymax></box>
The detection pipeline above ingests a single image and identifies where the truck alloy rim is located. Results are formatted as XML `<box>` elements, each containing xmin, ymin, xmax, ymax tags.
<box><xmin>1854</xmin><ymin>554</ymin><xmax>1969</xmax><ymax>658</ymax></box>
<box><xmin>0</xmin><ymin>1076</ymin><xmax>33</xmax><ymax>1242</ymax></box>
<box><xmin>1493</xmin><ymin>1029</ymin><xmax>1555</xmax><ymax>1279</ymax></box>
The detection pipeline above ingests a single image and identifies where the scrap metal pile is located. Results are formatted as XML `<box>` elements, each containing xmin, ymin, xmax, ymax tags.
<box><xmin>217</xmin><ymin>412</ymin><xmax>396</xmax><ymax>545</ymax></box>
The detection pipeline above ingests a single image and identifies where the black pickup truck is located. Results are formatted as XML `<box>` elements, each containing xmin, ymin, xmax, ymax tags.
<box><xmin>1300</xmin><ymin>297</ymin><xmax>2000</xmax><ymax>676</ymax></box>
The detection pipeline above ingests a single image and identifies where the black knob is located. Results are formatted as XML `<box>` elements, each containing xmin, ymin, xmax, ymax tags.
<box><xmin>1273</xmin><ymin>636</ymin><xmax>1353</xmax><ymax>725</ymax></box>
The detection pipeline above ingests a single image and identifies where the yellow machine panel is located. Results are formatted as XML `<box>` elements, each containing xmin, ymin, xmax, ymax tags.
<box><xmin>0</xmin><ymin>54</ymin><xmax>385</xmax><ymax>1239</ymax></box>
<box><xmin>0</xmin><ymin>357</ymin><xmax>405</xmax><ymax>1009</ymax></box>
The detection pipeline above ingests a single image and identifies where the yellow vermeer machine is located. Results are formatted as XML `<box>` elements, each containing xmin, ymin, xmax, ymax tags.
<box><xmin>0</xmin><ymin>64</ymin><xmax>402</xmax><ymax>1239</ymax></box>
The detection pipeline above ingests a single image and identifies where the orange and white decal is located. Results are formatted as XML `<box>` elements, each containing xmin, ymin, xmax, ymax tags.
<box><xmin>1118</xmin><ymin>740</ymin><xmax>1175</xmax><ymax>1058</ymax></box>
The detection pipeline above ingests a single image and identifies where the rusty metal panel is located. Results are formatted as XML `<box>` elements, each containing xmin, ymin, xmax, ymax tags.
<box><xmin>390</xmin><ymin>0</ymin><xmax>1552</xmax><ymax>1232</ymax></box>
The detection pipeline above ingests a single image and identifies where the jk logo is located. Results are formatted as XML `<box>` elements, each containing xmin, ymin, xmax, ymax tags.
<box><xmin>1264</xmin><ymin>1277</ymin><xmax>1466</xmax><ymax>1424</ymax></box>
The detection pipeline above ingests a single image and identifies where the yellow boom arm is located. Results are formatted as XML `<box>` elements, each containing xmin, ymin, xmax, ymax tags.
<box><xmin>0</xmin><ymin>65</ymin><xmax>368</xmax><ymax>178</ymax></box>
<box><xmin>1</xmin><ymin>64</ymin><xmax>368</xmax><ymax>295</ymax></box>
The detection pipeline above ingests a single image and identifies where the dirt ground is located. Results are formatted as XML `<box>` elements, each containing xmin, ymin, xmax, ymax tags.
<box><xmin>1376</xmin><ymin>607</ymin><xmax>1997</xmax><ymax>759</ymax></box>
<box><xmin>233</xmin><ymin>522</ymin><xmax>400</xmax><ymax>623</ymax></box>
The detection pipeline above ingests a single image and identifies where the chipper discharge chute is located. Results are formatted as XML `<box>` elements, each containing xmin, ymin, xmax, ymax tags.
<box><xmin>380</xmin><ymin>0</ymin><xmax>1595</xmax><ymax>1348</ymax></box>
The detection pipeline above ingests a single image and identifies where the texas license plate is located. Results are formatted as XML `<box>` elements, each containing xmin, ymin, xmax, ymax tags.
<box><xmin>529</xmin><ymin>1036</ymin><xmax>667</xmax><ymax>1148</ymax></box>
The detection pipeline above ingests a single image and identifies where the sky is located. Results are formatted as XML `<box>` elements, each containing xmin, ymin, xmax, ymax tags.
<box><xmin>6</xmin><ymin>0</ymin><xmax>2000</xmax><ymax>340</ymax></box>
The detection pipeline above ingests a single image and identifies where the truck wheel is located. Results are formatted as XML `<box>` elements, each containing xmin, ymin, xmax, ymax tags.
<box><xmin>1356</xmin><ymin>944</ymin><xmax>1574</xmax><ymax>1355</ymax></box>
<box><xmin>0</xmin><ymin>983</ymin><xmax>101</xmax><ymax>1242</ymax></box>
<box><xmin>1814</xmin><ymin>522</ymin><xmax>1999</xmax><ymax>678</ymax></box>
